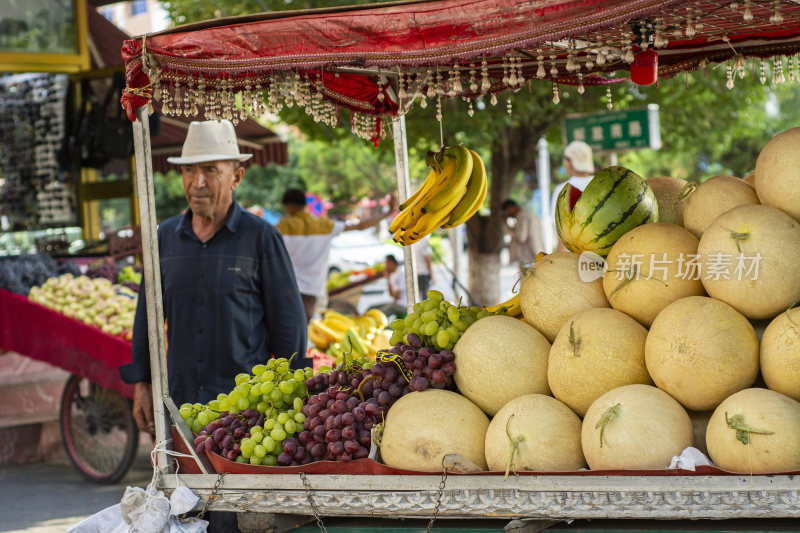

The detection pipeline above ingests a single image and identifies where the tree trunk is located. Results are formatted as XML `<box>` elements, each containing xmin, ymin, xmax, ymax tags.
<box><xmin>448</xmin><ymin>79</ymin><xmax>574</xmax><ymax>306</ymax></box>
<box><xmin>468</xmin><ymin>251</ymin><xmax>502</xmax><ymax>306</ymax></box>
<box><xmin>465</xmin><ymin>129</ymin><xmax>517</xmax><ymax>306</ymax></box>
<box><xmin>464</xmin><ymin>116</ymin><xmax>565</xmax><ymax>306</ymax></box>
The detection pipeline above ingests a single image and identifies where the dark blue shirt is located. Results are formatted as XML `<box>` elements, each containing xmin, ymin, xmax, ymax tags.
<box><xmin>120</xmin><ymin>200</ymin><xmax>308</xmax><ymax>405</ymax></box>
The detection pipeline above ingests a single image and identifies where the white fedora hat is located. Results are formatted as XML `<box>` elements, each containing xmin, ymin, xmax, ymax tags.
<box><xmin>167</xmin><ymin>120</ymin><xmax>254</xmax><ymax>165</ymax></box>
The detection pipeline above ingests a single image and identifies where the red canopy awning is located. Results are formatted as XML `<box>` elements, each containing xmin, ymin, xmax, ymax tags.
<box><xmin>121</xmin><ymin>0</ymin><xmax>800</xmax><ymax>142</ymax></box>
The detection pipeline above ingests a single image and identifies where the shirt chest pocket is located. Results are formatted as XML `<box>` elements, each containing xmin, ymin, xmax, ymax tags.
<box><xmin>217</xmin><ymin>256</ymin><xmax>258</xmax><ymax>296</ymax></box>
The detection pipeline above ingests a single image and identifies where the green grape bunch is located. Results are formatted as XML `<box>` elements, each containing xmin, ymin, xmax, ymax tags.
<box><xmin>180</xmin><ymin>354</ymin><xmax>315</xmax><ymax>465</ymax></box>
<box><xmin>388</xmin><ymin>290</ymin><xmax>506</xmax><ymax>350</ymax></box>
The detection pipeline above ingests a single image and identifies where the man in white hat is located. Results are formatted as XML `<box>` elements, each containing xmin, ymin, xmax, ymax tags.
<box><xmin>121</xmin><ymin>119</ymin><xmax>307</xmax><ymax>435</ymax></box>
<box><xmin>550</xmin><ymin>140</ymin><xmax>596</xmax><ymax>249</ymax></box>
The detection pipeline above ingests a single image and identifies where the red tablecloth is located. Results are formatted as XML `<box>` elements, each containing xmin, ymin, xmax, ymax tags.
<box><xmin>0</xmin><ymin>289</ymin><xmax>134</xmax><ymax>398</ymax></box>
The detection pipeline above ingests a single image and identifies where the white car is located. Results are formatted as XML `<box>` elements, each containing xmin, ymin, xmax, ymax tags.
<box><xmin>327</xmin><ymin>229</ymin><xmax>401</xmax><ymax>275</ymax></box>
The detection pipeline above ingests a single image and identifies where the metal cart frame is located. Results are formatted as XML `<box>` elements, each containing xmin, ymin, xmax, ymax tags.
<box><xmin>130</xmin><ymin>107</ymin><xmax>800</xmax><ymax>526</ymax></box>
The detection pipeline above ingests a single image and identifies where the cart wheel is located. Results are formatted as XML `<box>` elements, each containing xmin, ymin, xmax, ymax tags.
<box><xmin>59</xmin><ymin>375</ymin><xmax>139</xmax><ymax>484</ymax></box>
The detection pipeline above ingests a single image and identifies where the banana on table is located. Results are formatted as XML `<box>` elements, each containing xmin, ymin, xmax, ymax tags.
<box><xmin>308</xmin><ymin>309</ymin><xmax>389</xmax><ymax>356</ymax></box>
<box><xmin>482</xmin><ymin>254</ymin><xmax>549</xmax><ymax>319</ymax></box>
<box><xmin>391</xmin><ymin>145</ymin><xmax>487</xmax><ymax>245</ymax></box>
<box><xmin>484</xmin><ymin>293</ymin><xmax>522</xmax><ymax>318</ymax></box>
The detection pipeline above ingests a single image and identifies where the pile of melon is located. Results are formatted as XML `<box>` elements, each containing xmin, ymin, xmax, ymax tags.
<box><xmin>377</xmin><ymin>128</ymin><xmax>800</xmax><ymax>476</ymax></box>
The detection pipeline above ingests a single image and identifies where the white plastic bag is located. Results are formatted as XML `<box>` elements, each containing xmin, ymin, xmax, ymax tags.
<box><xmin>169</xmin><ymin>485</ymin><xmax>200</xmax><ymax>515</ymax></box>
<box><xmin>668</xmin><ymin>446</ymin><xmax>714</xmax><ymax>471</ymax></box>
<box><xmin>65</xmin><ymin>504</ymin><xmax>128</xmax><ymax>533</ymax></box>
<box><xmin>124</xmin><ymin>486</ymin><xmax>171</xmax><ymax>533</ymax></box>
<box><xmin>69</xmin><ymin>440</ymin><xmax>209</xmax><ymax>533</ymax></box>
<box><xmin>120</xmin><ymin>487</ymin><xmax>148</xmax><ymax>525</ymax></box>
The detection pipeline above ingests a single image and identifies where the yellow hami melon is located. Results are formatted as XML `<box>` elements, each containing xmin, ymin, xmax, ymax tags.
<box><xmin>519</xmin><ymin>251</ymin><xmax>610</xmax><ymax>342</ymax></box>
<box><xmin>760</xmin><ymin>308</ymin><xmax>800</xmax><ymax>402</ymax></box>
<box><xmin>646</xmin><ymin>176</ymin><xmax>690</xmax><ymax>227</ymax></box>
<box><xmin>548</xmin><ymin>307</ymin><xmax>651</xmax><ymax>417</ymax></box>
<box><xmin>645</xmin><ymin>296</ymin><xmax>759</xmax><ymax>411</ymax></box>
<box><xmin>706</xmin><ymin>388</ymin><xmax>800</xmax><ymax>474</ymax></box>
<box><xmin>683</xmin><ymin>175</ymin><xmax>760</xmax><ymax>238</ymax></box>
<box><xmin>453</xmin><ymin>315</ymin><xmax>551</xmax><ymax>416</ymax></box>
<box><xmin>581</xmin><ymin>384</ymin><xmax>693</xmax><ymax>470</ymax></box>
<box><xmin>697</xmin><ymin>204</ymin><xmax>800</xmax><ymax>320</ymax></box>
<box><xmin>603</xmin><ymin>222</ymin><xmax>706</xmax><ymax>327</ymax></box>
<box><xmin>754</xmin><ymin>127</ymin><xmax>800</xmax><ymax>222</ymax></box>
<box><xmin>484</xmin><ymin>394</ymin><xmax>585</xmax><ymax>473</ymax></box>
<box><xmin>379</xmin><ymin>389</ymin><xmax>490</xmax><ymax>472</ymax></box>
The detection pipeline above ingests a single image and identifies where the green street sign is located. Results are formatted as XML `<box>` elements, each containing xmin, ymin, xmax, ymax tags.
<box><xmin>564</xmin><ymin>104</ymin><xmax>661</xmax><ymax>153</ymax></box>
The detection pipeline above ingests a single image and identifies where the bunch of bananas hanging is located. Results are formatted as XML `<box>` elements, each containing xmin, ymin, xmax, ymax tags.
<box><xmin>308</xmin><ymin>309</ymin><xmax>391</xmax><ymax>358</ymax></box>
<box><xmin>390</xmin><ymin>145</ymin><xmax>487</xmax><ymax>245</ymax></box>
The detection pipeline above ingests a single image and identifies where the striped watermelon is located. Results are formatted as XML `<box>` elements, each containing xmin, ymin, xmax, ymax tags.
<box><xmin>555</xmin><ymin>166</ymin><xmax>658</xmax><ymax>257</ymax></box>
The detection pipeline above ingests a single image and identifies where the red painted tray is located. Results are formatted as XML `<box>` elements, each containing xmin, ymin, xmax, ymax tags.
<box><xmin>195</xmin><ymin>446</ymin><xmax>800</xmax><ymax>477</ymax></box>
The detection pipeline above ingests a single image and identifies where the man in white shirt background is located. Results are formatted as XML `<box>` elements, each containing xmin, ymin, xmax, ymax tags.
<box><xmin>277</xmin><ymin>188</ymin><xmax>395</xmax><ymax>321</ymax></box>
<box><xmin>380</xmin><ymin>254</ymin><xmax>407</xmax><ymax>318</ymax></box>
<box><xmin>550</xmin><ymin>140</ymin><xmax>596</xmax><ymax>250</ymax></box>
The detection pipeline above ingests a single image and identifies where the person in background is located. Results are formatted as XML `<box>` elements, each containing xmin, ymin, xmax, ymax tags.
<box><xmin>120</xmin><ymin>120</ymin><xmax>307</xmax><ymax>533</ymax></box>
<box><xmin>550</xmin><ymin>140</ymin><xmax>596</xmax><ymax>249</ymax></box>
<box><xmin>379</xmin><ymin>254</ymin><xmax>407</xmax><ymax>318</ymax></box>
<box><xmin>412</xmin><ymin>235</ymin><xmax>434</xmax><ymax>297</ymax></box>
<box><xmin>501</xmin><ymin>199</ymin><xmax>545</xmax><ymax>268</ymax></box>
<box><xmin>277</xmin><ymin>189</ymin><xmax>396</xmax><ymax>322</ymax></box>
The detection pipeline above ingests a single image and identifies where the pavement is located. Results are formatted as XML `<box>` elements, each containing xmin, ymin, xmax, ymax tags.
<box><xmin>0</xmin><ymin>445</ymin><xmax>153</xmax><ymax>533</ymax></box>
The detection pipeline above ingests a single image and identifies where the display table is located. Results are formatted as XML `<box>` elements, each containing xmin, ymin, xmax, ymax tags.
<box><xmin>0</xmin><ymin>289</ymin><xmax>133</xmax><ymax>398</ymax></box>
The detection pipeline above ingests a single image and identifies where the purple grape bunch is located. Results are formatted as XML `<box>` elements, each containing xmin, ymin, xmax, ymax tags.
<box><xmin>379</xmin><ymin>332</ymin><xmax>457</xmax><ymax>393</ymax></box>
<box><xmin>260</xmin><ymin>362</ymin><xmax>380</xmax><ymax>466</ymax></box>
<box><xmin>298</xmin><ymin>384</ymin><xmax>382</xmax><ymax>462</ymax></box>
<box><xmin>296</xmin><ymin>333</ymin><xmax>458</xmax><ymax>463</ymax></box>
<box><xmin>193</xmin><ymin>409</ymin><xmax>263</xmax><ymax>461</ymax></box>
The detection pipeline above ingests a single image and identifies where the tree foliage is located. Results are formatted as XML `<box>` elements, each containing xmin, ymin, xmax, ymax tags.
<box><xmin>235</xmin><ymin>136</ymin><xmax>398</xmax><ymax>213</ymax></box>
<box><xmin>153</xmin><ymin>170</ymin><xmax>187</xmax><ymax>221</ymax></box>
<box><xmin>162</xmin><ymin>0</ymin><xmax>371</xmax><ymax>25</ymax></box>
<box><xmin>614</xmin><ymin>71</ymin><xmax>781</xmax><ymax>182</ymax></box>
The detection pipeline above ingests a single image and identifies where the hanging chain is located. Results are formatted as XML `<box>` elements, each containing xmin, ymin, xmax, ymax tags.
<box><xmin>424</xmin><ymin>467</ymin><xmax>449</xmax><ymax>533</ymax></box>
<box><xmin>437</xmin><ymin>96</ymin><xmax>445</xmax><ymax>148</ymax></box>
<box><xmin>300</xmin><ymin>472</ymin><xmax>327</xmax><ymax>533</ymax></box>
<box><xmin>197</xmin><ymin>472</ymin><xmax>227</xmax><ymax>520</ymax></box>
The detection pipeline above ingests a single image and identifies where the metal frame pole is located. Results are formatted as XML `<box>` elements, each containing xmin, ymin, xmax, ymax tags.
<box><xmin>537</xmin><ymin>137</ymin><xmax>553</xmax><ymax>253</ymax></box>
<box><xmin>391</xmin><ymin>115</ymin><xmax>419</xmax><ymax>309</ymax></box>
<box><xmin>131</xmin><ymin>105</ymin><xmax>170</xmax><ymax>470</ymax></box>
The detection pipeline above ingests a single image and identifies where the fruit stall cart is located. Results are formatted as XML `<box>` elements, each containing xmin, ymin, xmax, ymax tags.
<box><xmin>0</xmin><ymin>287</ymin><xmax>139</xmax><ymax>483</ymax></box>
<box><xmin>120</xmin><ymin>0</ymin><xmax>800</xmax><ymax>531</ymax></box>
<box><xmin>327</xmin><ymin>272</ymin><xmax>384</xmax><ymax>315</ymax></box>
